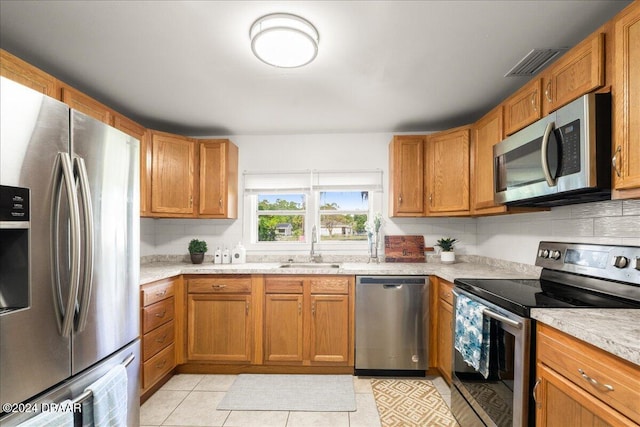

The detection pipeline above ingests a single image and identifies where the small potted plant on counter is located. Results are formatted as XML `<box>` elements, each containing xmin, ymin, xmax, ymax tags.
<box><xmin>436</xmin><ymin>237</ymin><xmax>457</xmax><ymax>264</ymax></box>
<box><xmin>188</xmin><ymin>239</ymin><xmax>208</xmax><ymax>264</ymax></box>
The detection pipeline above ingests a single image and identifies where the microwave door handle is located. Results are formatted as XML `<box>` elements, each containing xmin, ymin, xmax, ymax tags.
<box><xmin>74</xmin><ymin>156</ymin><xmax>94</xmax><ymax>332</ymax></box>
<box><xmin>51</xmin><ymin>152</ymin><xmax>82</xmax><ymax>337</ymax></box>
<box><xmin>541</xmin><ymin>121</ymin><xmax>557</xmax><ymax>187</ymax></box>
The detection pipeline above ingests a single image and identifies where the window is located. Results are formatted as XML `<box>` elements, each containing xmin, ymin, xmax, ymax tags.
<box><xmin>244</xmin><ymin>170</ymin><xmax>382</xmax><ymax>249</ymax></box>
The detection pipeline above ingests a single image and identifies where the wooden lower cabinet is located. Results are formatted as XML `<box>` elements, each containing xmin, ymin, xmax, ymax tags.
<box><xmin>264</xmin><ymin>275</ymin><xmax>353</xmax><ymax>367</ymax></box>
<box><xmin>436</xmin><ymin>278</ymin><xmax>454</xmax><ymax>384</ymax></box>
<box><xmin>535</xmin><ymin>324</ymin><xmax>640</xmax><ymax>426</ymax></box>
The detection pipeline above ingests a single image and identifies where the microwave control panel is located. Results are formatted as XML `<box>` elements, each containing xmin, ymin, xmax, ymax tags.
<box><xmin>557</xmin><ymin>119</ymin><xmax>581</xmax><ymax>177</ymax></box>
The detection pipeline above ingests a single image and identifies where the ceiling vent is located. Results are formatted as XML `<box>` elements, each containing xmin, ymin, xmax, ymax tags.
<box><xmin>504</xmin><ymin>48</ymin><xmax>568</xmax><ymax>77</ymax></box>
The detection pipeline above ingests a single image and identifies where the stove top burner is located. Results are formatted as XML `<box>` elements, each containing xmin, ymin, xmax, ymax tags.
<box><xmin>453</xmin><ymin>278</ymin><xmax>640</xmax><ymax>317</ymax></box>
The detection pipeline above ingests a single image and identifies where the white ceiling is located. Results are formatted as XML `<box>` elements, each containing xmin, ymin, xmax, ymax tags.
<box><xmin>0</xmin><ymin>1</ymin><xmax>631</xmax><ymax>136</ymax></box>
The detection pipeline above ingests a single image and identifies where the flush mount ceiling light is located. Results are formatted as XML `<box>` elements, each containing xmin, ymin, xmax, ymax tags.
<box><xmin>250</xmin><ymin>13</ymin><xmax>319</xmax><ymax>68</ymax></box>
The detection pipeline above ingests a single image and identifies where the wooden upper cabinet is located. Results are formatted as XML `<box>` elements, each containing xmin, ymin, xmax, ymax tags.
<box><xmin>542</xmin><ymin>32</ymin><xmax>605</xmax><ymax>115</ymax></box>
<box><xmin>0</xmin><ymin>49</ymin><xmax>59</xmax><ymax>98</ymax></box>
<box><xmin>150</xmin><ymin>130</ymin><xmax>196</xmax><ymax>216</ymax></box>
<box><xmin>426</xmin><ymin>126</ymin><xmax>470</xmax><ymax>216</ymax></box>
<box><xmin>61</xmin><ymin>84</ymin><xmax>112</xmax><ymax>124</ymax></box>
<box><xmin>504</xmin><ymin>79</ymin><xmax>541</xmax><ymax>136</ymax></box>
<box><xmin>472</xmin><ymin>106</ymin><xmax>506</xmax><ymax>215</ymax></box>
<box><xmin>112</xmin><ymin>113</ymin><xmax>150</xmax><ymax>216</ymax></box>
<box><xmin>198</xmin><ymin>139</ymin><xmax>238</xmax><ymax>219</ymax></box>
<box><xmin>612</xmin><ymin>1</ymin><xmax>640</xmax><ymax>195</ymax></box>
<box><xmin>389</xmin><ymin>136</ymin><xmax>426</xmax><ymax>217</ymax></box>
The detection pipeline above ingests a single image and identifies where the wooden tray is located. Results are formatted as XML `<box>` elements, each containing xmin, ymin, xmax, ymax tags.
<box><xmin>384</xmin><ymin>235</ymin><xmax>431</xmax><ymax>263</ymax></box>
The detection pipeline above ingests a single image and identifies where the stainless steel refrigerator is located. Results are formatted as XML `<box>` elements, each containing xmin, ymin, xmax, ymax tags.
<box><xmin>0</xmin><ymin>76</ymin><xmax>140</xmax><ymax>426</ymax></box>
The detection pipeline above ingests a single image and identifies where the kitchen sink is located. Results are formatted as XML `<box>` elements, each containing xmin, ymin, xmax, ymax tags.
<box><xmin>278</xmin><ymin>263</ymin><xmax>341</xmax><ymax>269</ymax></box>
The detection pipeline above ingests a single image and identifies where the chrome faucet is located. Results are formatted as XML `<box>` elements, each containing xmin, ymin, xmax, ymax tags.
<box><xmin>310</xmin><ymin>225</ymin><xmax>321</xmax><ymax>262</ymax></box>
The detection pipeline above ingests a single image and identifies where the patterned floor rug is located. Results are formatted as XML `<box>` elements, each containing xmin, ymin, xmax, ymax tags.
<box><xmin>372</xmin><ymin>379</ymin><xmax>459</xmax><ymax>427</ymax></box>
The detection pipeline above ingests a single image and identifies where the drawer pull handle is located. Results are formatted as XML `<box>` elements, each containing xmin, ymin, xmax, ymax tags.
<box><xmin>578</xmin><ymin>369</ymin><xmax>614</xmax><ymax>392</ymax></box>
<box><xmin>155</xmin><ymin>310</ymin><xmax>166</xmax><ymax>318</ymax></box>
<box><xmin>156</xmin><ymin>334</ymin><xmax>167</xmax><ymax>343</ymax></box>
<box><xmin>212</xmin><ymin>284</ymin><xmax>226</xmax><ymax>289</ymax></box>
<box><xmin>156</xmin><ymin>290</ymin><xmax>167</xmax><ymax>297</ymax></box>
<box><xmin>156</xmin><ymin>360</ymin><xmax>166</xmax><ymax>369</ymax></box>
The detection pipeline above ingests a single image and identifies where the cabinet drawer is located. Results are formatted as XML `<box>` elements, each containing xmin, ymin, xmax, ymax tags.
<box><xmin>142</xmin><ymin>320</ymin><xmax>175</xmax><ymax>362</ymax></box>
<box><xmin>537</xmin><ymin>324</ymin><xmax>640</xmax><ymax>424</ymax></box>
<box><xmin>142</xmin><ymin>297</ymin><xmax>175</xmax><ymax>333</ymax></box>
<box><xmin>143</xmin><ymin>343</ymin><xmax>175</xmax><ymax>389</ymax></box>
<box><xmin>310</xmin><ymin>277</ymin><xmax>350</xmax><ymax>294</ymax></box>
<box><xmin>188</xmin><ymin>277</ymin><xmax>251</xmax><ymax>293</ymax></box>
<box><xmin>438</xmin><ymin>280</ymin><xmax>454</xmax><ymax>305</ymax></box>
<box><xmin>141</xmin><ymin>279</ymin><xmax>175</xmax><ymax>307</ymax></box>
<box><xmin>265</xmin><ymin>276</ymin><xmax>304</xmax><ymax>294</ymax></box>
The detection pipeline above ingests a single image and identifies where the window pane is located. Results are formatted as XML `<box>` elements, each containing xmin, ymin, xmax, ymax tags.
<box><xmin>258</xmin><ymin>194</ymin><xmax>305</xmax><ymax>211</ymax></box>
<box><xmin>259</xmin><ymin>215</ymin><xmax>305</xmax><ymax>242</ymax></box>
<box><xmin>319</xmin><ymin>192</ymin><xmax>369</xmax><ymax>241</ymax></box>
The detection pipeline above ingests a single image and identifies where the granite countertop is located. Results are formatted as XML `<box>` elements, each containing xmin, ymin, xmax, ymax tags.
<box><xmin>139</xmin><ymin>258</ymin><xmax>540</xmax><ymax>285</ymax></box>
<box><xmin>531</xmin><ymin>309</ymin><xmax>640</xmax><ymax>366</ymax></box>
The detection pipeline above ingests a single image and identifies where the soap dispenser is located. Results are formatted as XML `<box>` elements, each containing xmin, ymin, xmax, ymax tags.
<box><xmin>232</xmin><ymin>242</ymin><xmax>246</xmax><ymax>264</ymax></box>
<box><xmin>222</xmin><ymin>248</ymin><xmax>231</xmax><ymax>264</ymax></box>
<box><xmin>214</xmin><ymin>247</ymin><xmax>222</xmax><ymax>264</ymax></box>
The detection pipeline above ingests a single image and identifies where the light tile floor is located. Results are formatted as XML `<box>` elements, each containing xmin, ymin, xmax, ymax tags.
<box><xmin>140</xmin><ymin>374</ymin><xmax>452</xmax><ymax>427</ymax></box>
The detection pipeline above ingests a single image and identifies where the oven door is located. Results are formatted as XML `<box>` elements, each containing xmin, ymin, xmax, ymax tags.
<box><xmin>451</xmin><ymin>289</ymin><xmax>532</xmax><ymax>427</ymax></box>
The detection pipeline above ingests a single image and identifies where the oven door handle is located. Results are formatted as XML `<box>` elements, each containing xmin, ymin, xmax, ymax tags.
<box><xmin>483</xmin><ymin>309</ymin><xmax>522</xmax><ymax>329</ymax></box>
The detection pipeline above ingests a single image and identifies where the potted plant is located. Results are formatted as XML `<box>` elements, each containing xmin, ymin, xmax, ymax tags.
<box><xmin>436</xmin><ymin>237</ymin><xmax>457</xmax><ymax>264</ymax></box>
<box><xmin>188</xmin><ymin>239</ymin><xmax>208</xmax><ymax>264</ymax></box>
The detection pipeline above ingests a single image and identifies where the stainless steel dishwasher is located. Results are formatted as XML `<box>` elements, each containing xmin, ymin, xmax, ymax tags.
<box><xmin>355</xmin><ymin>276</ymin><xmax>428</xmax><ymax>375</ymax></box>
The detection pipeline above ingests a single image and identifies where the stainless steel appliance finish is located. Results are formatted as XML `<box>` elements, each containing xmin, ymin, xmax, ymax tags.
<box><xmin>355</xmin><ymin>276</ymin><xmax>428</xmax><ymax>373</ymax></box>
<box><xmin>494</xmin><ymin>93</ymin><xmax>611</xmax><ymax>207</ymax></box>
<box><xmin>452</xmin><ymin>242</ymin><xmax>640</xmax><ymax>427</ymax></box>
<box><xmin>0</xmin><ymin>77</ymin><xmax>140</xmax><ymax>425</ymax></box>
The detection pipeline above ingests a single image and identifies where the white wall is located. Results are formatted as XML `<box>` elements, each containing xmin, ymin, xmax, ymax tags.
<box><xmin>141</xmin><ymin>133</ymin><xmax>640</xmax><ymax>265</ymax></box>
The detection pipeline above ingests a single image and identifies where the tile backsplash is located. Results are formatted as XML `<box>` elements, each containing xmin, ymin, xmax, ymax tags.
<box><xmin>142</xmin><ymin>199</ymin><xmax>640</xmax><ymax>266</ymax></box>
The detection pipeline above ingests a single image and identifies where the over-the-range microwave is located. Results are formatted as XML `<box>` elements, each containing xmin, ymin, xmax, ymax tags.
<box><xmin>493</xmin><ymin>93</ymin><xmax>611</xmax><ymax>207</ymax></box>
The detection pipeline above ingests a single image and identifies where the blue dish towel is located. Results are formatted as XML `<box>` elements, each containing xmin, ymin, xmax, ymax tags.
<box><xmin>17</xmin><ymin>400</ymin><xmax>74</xmax><ymax>426</ymax></box>
<box><xmin>84</xmin><ymin>364</ymin><xmax>128</xmax><ymax>427</ymax></box>
<box><xmin>454</xmin><ymin>293</ymin><xmax>491</xmax><ymax>378</ymax></box>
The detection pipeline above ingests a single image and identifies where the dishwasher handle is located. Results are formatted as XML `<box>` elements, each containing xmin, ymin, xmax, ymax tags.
<box><xmin>383</xmin><ymin>284</ymin><xmax>403</xmax><ymax>290</ymax></box>
<box><xmin>357</xmin><ymin>276</ymin><xmax>426</xmax><ymax>285</ymax></box>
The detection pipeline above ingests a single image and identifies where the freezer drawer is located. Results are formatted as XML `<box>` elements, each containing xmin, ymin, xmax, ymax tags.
<box><xmin>355</xmin><ymin>276</ymin><xmax>428</xmax><ymax>372</ymax></box>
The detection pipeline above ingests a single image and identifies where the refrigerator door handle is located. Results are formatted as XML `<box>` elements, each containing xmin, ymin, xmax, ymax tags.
<box><xmin>51</xmin><ymin>152</ymin><xmax>82</xmax><ymax>337</ymax></box>
<box><xmin>74</xmin><ymin>156</ymin><xmax>94</xmax><ymax>332</ymax></box>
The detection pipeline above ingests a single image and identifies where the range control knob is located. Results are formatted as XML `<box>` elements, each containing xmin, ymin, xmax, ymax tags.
<box><xmin>550</xmin><ymin>250</ymin><xmax>561</xmax><ymax>260</ymax></box>
<box><xmin>611</xmin><ymin>256</ymin><xmax>629</xmax><ymax>269</ymax></box>
<box><xmin>634</xmin><ymin>257</ymin><xmax>640</xmax><ymax>271</ymax></box>
<box><xmin>539</xmin><ymin>249</ymin><xmax>549</xmax><ymax>258</ymax></box>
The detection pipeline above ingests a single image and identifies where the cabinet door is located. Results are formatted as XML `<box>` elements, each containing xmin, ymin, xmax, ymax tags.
<box><xmin>504</xmin><ymin>79</ymin><xmax>541</xmax><ymax>135</ymax></box>
<box><xmin>426</xmin><ymin>127</ymin><xmax>470</xmax><ymax>215</ymax></box>
<box><xmin>437</xmin><ymin>298</ymin><xmax>453</xmax><ymax>384</ymax></box>
<box><xmin>187</xmin><ymin>294</ymin><xmax>252</xmax><ymax>362</ymax></box>
<box><xmin>542</xmin><ymin>33</ymin><xmax>605</xmax><ymax>114</ymax></box>
<box><xmin>60</xmin><ymin>84</ymin><xmax>112</xmax><ymax>124</ymax></box>
<box><xmin>0</xmin><ymin>49</ymin><xmax>58</xmax><ymax>97</ymax></box>
<box><xmin>613</xmin><ymin>2</ymin><xmax>640</xmax><ymax>192</ymax></box>
<box><xmin>309</xmin><ymin>295</ymin><xmax>349</xmax><ymax>364</ymax></box>
<box><xmin>198</xmin><ymin>139</ymin><xmax>238</xmax><ymax>218</ymax></box>
<box><xmin>389</xmin><ymin>136</ymin><xmax>425</xmax><ymax>216</ymax></box>
<box><xmin>472</xmin><ymin>107</ymin><xmax>506</xmax><ymax>214</ymax></box>
<box><xmin>264</xmin><ymin>294</ymin><xmax>304</xmax><ymax>363</ymax></box>
<box><xmin>112</xmin><ymin>113</ymin><xmax>150</xmax><ymax>216</ymax></box>
<box><xmin>535</xmin><ymin>364</ymin><xmax>635</xmax><ymax>427</ymax></box>
<box><xmin>150</xmin><ymin>131</ymin><xmax>196</xmax><ymax>216</ymax></box>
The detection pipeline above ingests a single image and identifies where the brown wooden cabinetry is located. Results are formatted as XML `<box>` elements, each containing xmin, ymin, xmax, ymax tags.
<box><xmin>186</xmin><ymin>276</ymin><xmax>253</xmax><ymax>363</ymax></box>
<box><xmin>426</xmin><ymin>126</ymin><xmax>471</xmax><ymax>216</ymax></box>
<box><xmin>0</xmin><ymin>49</ymin><xmax>59</xmax><ymax>97</ymax></box>
<box><xmin>150</xmin><ymin>130</ymin><xmax>196</xmax><ymax>216</ymax></box>
<box><xmin>472</xmin><ymin>106</ymin><xmax>504</xmax><ymax>215</ymax></box>
<box><xmin>140</xmin><ymin>277</ymin><xmax>178</xmax><ymax>400</ymax></box>
<box><xmin>198</xmin><ymin>139</ymin><xmax>239</xmax><ymax>219</ymax></box>
<box><xmin>264</xmin><ymin>276</ymin><xmax>353</xmax><ymax>366</ymax></box>
<box><xmin>612</xmin><ymin>1</ymin><xmax>640</xmax><ymax>196</ymax></box>
<box><xmin>389</xmin><ymin>135</ymin><xmax>426</xmax><ymax>217</ymax></box>
<box><xmin>535</xmin><ymin>324</ymin><xmax>640</xmax><ymax>426</ymax></box>
<box><xmin>436</xmin><ymin>278</ymin><xmax>454</xmax><ymax>384</ymax></box>
<box><xmin>60</xmin><ymin>84</ymin><xmax>113</xmax><ymax>124</ymax></box>
<box><xmin>542</xmin><ymin>33</ymin><xmax>605</xmax><ymax>115</ymax></box>
<box><xmin>504</xmin><ymin>79</ymin><xmax>542</xmax><ymax>136</ymax></box>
